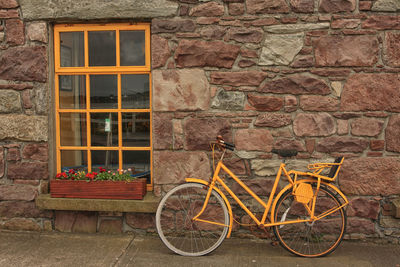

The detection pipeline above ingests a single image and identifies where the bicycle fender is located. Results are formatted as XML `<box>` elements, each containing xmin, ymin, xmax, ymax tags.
<box><xmin>270</xmin><ymin>179</ymin><xmax>349</xmax><ymax>224</ymax></box>
<box><xmin>185</xmin><ymin>178</ymin><xmax>233</xmax><ymax>238</ymax></box>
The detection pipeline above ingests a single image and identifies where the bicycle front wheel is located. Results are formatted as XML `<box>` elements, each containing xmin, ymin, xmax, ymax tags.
<box><xmin>156</xmin><ymin>183</ymin><xmax>229</xmax><ymax>256</ymax></box>
<box><xmin>273</xmin><ymin>184</ymin><xmax>347</xmax><ymax>257</ymax></box>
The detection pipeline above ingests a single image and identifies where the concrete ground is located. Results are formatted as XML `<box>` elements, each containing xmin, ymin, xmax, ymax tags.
<box><xmin>0</xmin><ymin>231</ymin><xmax>399</xmax><ymax>267</ymax></box>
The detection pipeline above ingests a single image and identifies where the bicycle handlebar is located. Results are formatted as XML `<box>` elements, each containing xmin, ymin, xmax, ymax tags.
<box><xmin>216</xmin><ymin>135</ymin><xmax>235</xmax><ymax>151</ymax></box>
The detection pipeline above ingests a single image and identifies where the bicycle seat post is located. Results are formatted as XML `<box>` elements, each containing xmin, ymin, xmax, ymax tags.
<box><xmin>219</xmin><ymin>149</ymin><xmax>226</xmax><ymax>162</ymax></box>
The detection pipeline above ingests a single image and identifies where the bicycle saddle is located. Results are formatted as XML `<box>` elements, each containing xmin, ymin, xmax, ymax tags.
<box><xmin>271</xmin><ymin>149</ymin><xmax>298</xmax><ymax>158</ymax></box>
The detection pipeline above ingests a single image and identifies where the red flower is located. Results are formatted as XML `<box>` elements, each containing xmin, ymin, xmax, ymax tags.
<box><xmin>85</xmin><ymin>172</ymin><xmax>98</xmax><ymax>180</ymax></box>
<box><xmin>68</xmin><ymin>169</ymin><xmax>75</xmax><ymax>174</ymax></box>
<box><xmin>99</xmin><ymin>167</ymin><xmax>106</xmax><ymax>173</ymax></box>
<box><xmin>56</xmin><ymin>172</ymin><xmax>68</xmax><ymax>179</ymax></box>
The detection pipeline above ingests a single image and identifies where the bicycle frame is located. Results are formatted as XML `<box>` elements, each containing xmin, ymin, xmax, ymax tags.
<box><xmin>189</xmin><ymin>158</ymin><xmax>349</xmax><ymax>238</ymax></box>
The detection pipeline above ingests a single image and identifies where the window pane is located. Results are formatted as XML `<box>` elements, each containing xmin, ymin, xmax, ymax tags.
<box><xmin>121</xmin><ymin>74</ymin><xmax>149</xmax><ymax>109</ymax></box>
<box><xmin>88</xmin><ymin>31</ymin><xmax>116</xmax><ymax>66</ymax></box>
<box><xmin>60</xmin><ymin>32</ymin><xmax>84</xmax><ymax>67</ymax></box>
<box><xmin>91</xmin><ymin>113</ymin><xmax>118</xmax><ymax>147</ymax></box>
<box><xmin>61</xmin><ymin>150</ymin><xmax>88</xmax><ymax>172</ymax></box>
<box><xmin>90</xmin><ymin>75</ymin><xmax>117</xmax><ymax>109</ymax></box>
<box><xmin>123</xmin><ymin>150</ymin><xmax>150</xmax><ymax>183</ymax></box>
<box><xmin>60</xmin><ymin>113</ymin><xmax>87</xmax><ymax>146</ymax></box>
<box><xmin>91</xmin><ymin>150</ymin><xmax>118</xmax><ymax>171</ymax></box>
<box><xmin>120</xmin><ymin>30</ymin><xmax>145</xmax><ymax>66</ymax></box>
<box><xmin>59</xmin><ymin>75</ymin><xmax>86</xmax><ymax>109</ymax></box>
<box><xmin>122</xmin><ymin>113</ymin><xmax>150</xmax><ymax>147</ymax></box>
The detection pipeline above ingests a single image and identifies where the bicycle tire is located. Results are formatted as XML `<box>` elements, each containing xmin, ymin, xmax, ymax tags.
<box><xmin>156</xmin><ymin>183</ymin><xmax>230</xmax><ymax>256</ymax></box>
<box><xmin>273</xmin><ymin>184</ymin><xmax>347</xmax><ymax>257</ymax></box>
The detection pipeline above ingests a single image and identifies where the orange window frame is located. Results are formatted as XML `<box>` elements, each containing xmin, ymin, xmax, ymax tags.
<box><xmin>54</xmin><ymin>23</ymin><xmax>153</xmax><ymax>190</ymax></box>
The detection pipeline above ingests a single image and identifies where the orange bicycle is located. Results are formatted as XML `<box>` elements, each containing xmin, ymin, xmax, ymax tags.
<box><xmin>156</xmin><ymin>136</ymin><xmax>348</xmax><ymax>257</ymax></box>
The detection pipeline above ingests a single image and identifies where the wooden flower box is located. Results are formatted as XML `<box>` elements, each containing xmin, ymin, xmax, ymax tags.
<box><xmin>50</xmin><ymin>178</ymin><xmax>147</xmax><ymax>200</ymax></box>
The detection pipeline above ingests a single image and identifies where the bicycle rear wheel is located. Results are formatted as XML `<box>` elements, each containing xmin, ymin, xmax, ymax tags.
<box><xmin>156</xmin><ymin>183</ymin><xmax>229</xmax><ymax>256</ymax></box>
<box><xmin>273</xmin><ymin>184</ymin><xmax>346</xmax><ymax>257</ymax></box>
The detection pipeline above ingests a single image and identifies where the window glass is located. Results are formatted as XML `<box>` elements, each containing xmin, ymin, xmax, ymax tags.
<box><xmin>121</xmin><ymin>74</ymin><xmax>149</xmax><ymax>109</ymax></box>
<box><xmin>60</xmin><ymin>113</ymin><xmax>87</xmax><ymax>146</ymax></box>
<box><xmin>59</xmin><ymin>75</ymin><xmax>86</xmax><ymax>109</ymax></box>
<box><xmin>60</xmin><ymin>32</ymin><xmax>84</xmax><ymax>67</ymax></box>
<box><xmin>61</xmin><ymin>150</ymin><xmax>88</xmax><ymax>172</ymax></box>
<box><xmin>90</xmin><ymin>75</ymin><xmax>117</xmax><ymax>109</ymax></box>
<box><xmin>91</xmin><ymin>150</ymin><xmax>119</xmax><ymax>171</ymax></box>
<box><xmin>91</xmin><ymin>113</ymin><xmax>118</xmax><ymax>147</ymax></box>
<box><xmin>123</xmin><ymin>150</ymin><xmax>151</xmax><ymax>183</ymax></box>
<box><xmin>122</xmin><ymin>113</ymin><xmax>150</xmax><ymax>147</ymax></box>
<box><xmin>120</xmin><ymin>30</ymin><xmax>146</xmax><ymax>66</ymax></box>
<box><xmin>88</xmin><ymin>31</ymin><xmax>116</xmax><ymax>66</ymax></box>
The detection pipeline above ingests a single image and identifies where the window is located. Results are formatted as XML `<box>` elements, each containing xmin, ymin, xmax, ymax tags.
<box><xmin>54</xmin><ymin>24</ymin><xmax>152</xmax><ymax>189</ymax></box>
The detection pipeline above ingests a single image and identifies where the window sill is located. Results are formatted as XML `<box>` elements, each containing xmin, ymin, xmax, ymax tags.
<box><xmin>35</xmin><ymin>193</ymin><xmax>160</xmax><ymax>213</ymax></box>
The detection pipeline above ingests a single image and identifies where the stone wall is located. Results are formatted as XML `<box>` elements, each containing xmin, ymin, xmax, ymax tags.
<box><xmin>151</xmin><ymin>0</ymin><xmax>400</xmax><ymax>242</ymax></box>
<box><xmin>0</xmin><ymin>0</ymin><xmax>51</xmax><ymax>231</ymax></box>
<box><xmin>0</xmin><ymin>0</ymin><xmax>399</xmax><ymax>241</ymax></box>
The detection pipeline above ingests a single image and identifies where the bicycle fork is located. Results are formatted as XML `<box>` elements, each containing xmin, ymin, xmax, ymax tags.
<box><xmin>191</xmin><ymin>181</ymin><xmax>230</xmax><ymax>228</ymax></box>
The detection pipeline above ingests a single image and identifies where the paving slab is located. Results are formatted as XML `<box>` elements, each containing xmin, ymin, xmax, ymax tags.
<box><xmin>117</xmin><ymin>236</ymin><xmax>400</xmax><ymax>267</ymax></box>
<box><xmin>0</xmin><ymin>231</ymin><xmax>399</xmax><ymax>267</ymax></box>
<box><xmin>0</xmin><ymin>231</ymin><xmax>133</xmax><ymax>267</ymax></box>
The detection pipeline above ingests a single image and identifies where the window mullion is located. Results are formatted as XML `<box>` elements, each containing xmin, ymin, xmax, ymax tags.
<box><xmin>116</xmin><ymin>30</ymin><xmax>120</xmax><ymax>67</ymax></box>
<box><xmin>119</xmin><ymin>149</ymin><xmax>123</xmax><ymax>173</ymax></box>
<box><xmin>84</xmin><ymin>30</ymin><xmax>89</xmax><ymax>68</ymax></box>
<box><xmin>85</xmin><ymin>30</ymin><xmax>91</xmax><ymax>173</ymax></box>
<box><xmin>117</xmin><ymin>74</ymin><xmax>121</xmax><ymax>110</ymax></box>
<box><xmin>56</xmin><ymin>112</ymin><xmax>61</xmax><ymax>172</ymax></box>
<box><xmin>118</xmin><ymin>74</ymin><xmax>123</xmax><ymax>172</ymax></box>
<box><xmin>145</xmin><ymin>27</ymin><xmax>151</xmax><ymax>69</ymax></box>
<box><xmin>86</xmin><ymin>74</ymin><xmax>91</xmax><ymax>172</ymax></box>
<box><xmin>55</xmin><ymin>74</ymin><xmax>61</xmax><ymax>172</ymax></box>
<box><xmin>54</xmin><ymin>29</ymin><xmax>61</xmax><ymax>70</ymax></box>
<box><xmin>55</xmin><ymin>74</ymin><xmax>60</xmax><ymax>112</ymax></box>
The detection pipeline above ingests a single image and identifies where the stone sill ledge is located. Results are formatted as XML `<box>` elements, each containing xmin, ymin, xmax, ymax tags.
<box><xmin>35</xmin><ymin>193</ymin><xmax>160</xmax><ymax>213</ymax></box>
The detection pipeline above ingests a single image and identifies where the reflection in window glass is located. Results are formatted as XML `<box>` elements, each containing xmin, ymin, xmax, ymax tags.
<box><xmin>60</xmin><ymin>32</ymin><xmax>84</xmax><ymax>67</ymax></box>
<box><xmin>88</xmin><ymin>31</ymin><xmax>116</xmax><ymax>66</ymax></box>
<box><xmin>121</xmin><ymin>74</ymin><xmax>149</xmax><ymax>109</ymax></box>
<box><xmin>59</xmin><ymin>75</ymin><xmax>86</xmax><ymax>109</ymax></box>
<box><xmin>90</xmin><ymin>75</ymin><xmax>117</xmax><ymax>109</ymax></box>
<box><xmin>91</xmin><ymin>113</ymin><xmax>118</xmax><ymax>147</ymax></box>
<box><xmin>123</xmin><ymin>150</ymin><xmax>151</xmax><ymax>183</ymax></box>
<box><xmin>61</xmin><ymin>150</ymin><xmax>88</xmax><ymax>172</ymax></box>
<box><xmin>60</xmin><ymin>113</ymin><xmax>87</xmax><ymax>146</ymax></box>
<box><xmin>91</xmin><ymin>150</ymin><xmax>119</xmax><ymax>171</ymax></box>
<box><xmin>122</xmin><ymin>113</ymin><xmax>150</xmax><ymax>147</ymax></box>
<box><xmin>120</xmin><ymin>31</ymin><xmax>145</xmax><ymax>66</ymax></box>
